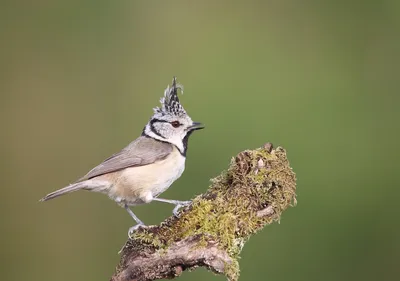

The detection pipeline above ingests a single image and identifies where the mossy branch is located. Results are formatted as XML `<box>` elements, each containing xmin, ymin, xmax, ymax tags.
<box><xmin>111</xmin><ymin>143</ymin><xmax>297</xmax><ymax>281</ymax></box>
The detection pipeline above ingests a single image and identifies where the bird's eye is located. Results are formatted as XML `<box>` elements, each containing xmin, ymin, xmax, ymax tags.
<box><xmin>171</xmin><ymin>121</ymin><xmax>181</xmax><ymax>128</ymax></box>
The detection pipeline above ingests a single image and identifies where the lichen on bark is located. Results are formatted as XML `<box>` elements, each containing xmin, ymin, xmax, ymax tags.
<box><xmin>111</xmin><ymin>143</ymin><xmax>297</xmax><ymax>281</ymax></box>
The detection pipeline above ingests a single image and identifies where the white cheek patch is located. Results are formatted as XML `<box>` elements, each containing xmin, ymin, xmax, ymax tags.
<box><xmin>144</xmin><ymin>124</ymin><xmax>166</xmax><ymax>142</ymax></box>
<box><xmin>144</xmin><ymin>124</ymin><xmax>185</xmax><ymax>154</ymax></box>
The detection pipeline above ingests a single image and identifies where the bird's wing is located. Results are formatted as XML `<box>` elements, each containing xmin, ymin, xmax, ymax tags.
<box><xmin>77</xmin><ymin>136</ymin><xmax>173</xmax><ymax>181</ymax></box>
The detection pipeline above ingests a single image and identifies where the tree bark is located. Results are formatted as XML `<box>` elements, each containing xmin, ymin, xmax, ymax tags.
<box><xmin>111</xmin><ymin>143</ymin><xmax>297</xmax><ymax>281</ymax></box>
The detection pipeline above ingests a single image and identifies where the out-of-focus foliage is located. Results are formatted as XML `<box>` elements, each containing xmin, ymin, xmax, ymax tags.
<box><xmin>1</xmin><ymin>1</ymin><xmax>399</xmax><ymax>281</ymax></box>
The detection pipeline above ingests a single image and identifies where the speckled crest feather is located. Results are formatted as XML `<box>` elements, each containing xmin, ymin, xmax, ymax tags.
<box><xmin>154</xmin><ymin>77</ymin><xmax>187</xmax><ymax>117</ymax></box>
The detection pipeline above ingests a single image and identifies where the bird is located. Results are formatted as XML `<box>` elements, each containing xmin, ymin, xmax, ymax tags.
<box><xmin>40</xmin><ymin>77</ymin><xmax>204</xmax><ymax>236</ymax></box>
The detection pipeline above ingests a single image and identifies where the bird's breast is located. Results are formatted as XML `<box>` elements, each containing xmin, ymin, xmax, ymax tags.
<box><xmin>109</xmin><ymin>147</ymin><xmax>186</xmax><ymax>204</ymax></box>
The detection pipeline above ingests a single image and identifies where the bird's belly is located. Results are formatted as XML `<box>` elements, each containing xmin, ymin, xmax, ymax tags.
<box><xmin>109</xmin><ymin>153</ymin><xmax>185</xmax><ymax>205</ymax></box>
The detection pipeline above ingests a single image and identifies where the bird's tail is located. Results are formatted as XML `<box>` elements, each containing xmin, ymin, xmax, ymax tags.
<box><xmin>39</xmin><ymin>180</ymin><xmax>99</xmax><ymax>202</ymax></box>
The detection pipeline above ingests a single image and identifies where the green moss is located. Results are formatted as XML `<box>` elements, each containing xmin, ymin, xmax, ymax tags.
<box><xmin>126</xmin><ymin>144</ymin><xmax>297</xmax><ymax>281</ymax></box>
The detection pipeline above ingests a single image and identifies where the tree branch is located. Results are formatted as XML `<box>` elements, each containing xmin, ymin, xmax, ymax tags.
<box><xmin>111</xmin><ymin>143</ymin><xmax>297</xmax><ymax>281</ymax></box>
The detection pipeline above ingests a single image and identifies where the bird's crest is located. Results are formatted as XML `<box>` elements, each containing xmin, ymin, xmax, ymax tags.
<box><xmin>154</xmin><ymin>77</ymin><xmax>187</xmax><ymax>117</ymax></box>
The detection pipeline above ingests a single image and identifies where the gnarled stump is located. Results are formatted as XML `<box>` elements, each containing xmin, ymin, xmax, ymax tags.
<box><xmin>111</xmin><ymin>143</ymin><xmax>297</xmax><ymax>281</ymax></box>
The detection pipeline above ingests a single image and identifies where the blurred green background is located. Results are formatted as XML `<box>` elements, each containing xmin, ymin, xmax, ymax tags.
<box><xmin>1</xmin><ymin>1</ymin><xmax>399</xmax><ymax>281</ymax></box>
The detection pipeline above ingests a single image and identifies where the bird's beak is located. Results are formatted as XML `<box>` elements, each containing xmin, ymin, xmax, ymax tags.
<box><xmin>188</xmin><ymin>122</ymin><xmax>205</xmax><ymax>131</ymax></box>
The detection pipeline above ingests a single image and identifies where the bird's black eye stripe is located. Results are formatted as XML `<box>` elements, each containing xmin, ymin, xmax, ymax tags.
<box><xmin>150</xmin><ymin>118</ymin><xmax>181</xmax><ymax>128</ymax></box>
<box><xmin>150</xmin><ymin>118</ymin><xmax>169</xmax><ymax>125</ymax></box>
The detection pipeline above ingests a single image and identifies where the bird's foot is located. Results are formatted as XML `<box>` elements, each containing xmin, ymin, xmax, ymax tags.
<box><xmin>172</xmin><ymin>200</ymin><xmax>192</xmax><ymax>217</ymax></box>
<box><xmin>128</xmin><ymin>223</ymin><xmax>147</xmax><ymax>238</ymax></box>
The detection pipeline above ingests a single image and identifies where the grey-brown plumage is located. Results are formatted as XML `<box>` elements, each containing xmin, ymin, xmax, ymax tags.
<box><xmin>40</xmin><ymin>137</ymin><xmax>174</xmax><ymax>202</ymax></box>
<box><xmin>40</xmin><ymin>77</ymin><xmax>204</xmax><ymax>236</ymax></box>
<box><xmin>79</xmin><ymin>136</ymin><xmax>173</xmax><ymax>181</ymax></box>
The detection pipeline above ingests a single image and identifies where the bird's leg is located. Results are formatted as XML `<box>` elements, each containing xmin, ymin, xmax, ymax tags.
<box><xmin>152</xmin><ymin>198</ymin><xmax>192</xmax><ymax>217</ymax></box>
<box><xmin>124</xmin><ymin>204</ymin><xmax>145</xmax><ymax>237</ymax></box>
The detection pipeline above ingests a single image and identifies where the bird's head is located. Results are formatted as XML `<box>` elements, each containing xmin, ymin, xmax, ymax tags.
<box><xmin>143</xmin><ymin>77</ymin><xmax>204</xmax><ymax>155</ymax></box>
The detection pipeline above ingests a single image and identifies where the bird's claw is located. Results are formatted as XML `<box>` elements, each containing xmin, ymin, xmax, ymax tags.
<box><xmin>173</xmin><ymin>200</ymin><xmax>192</xmax><ymax>217</ymax></box>
<box><xmin>128</xmin><ymin>223</ymin><xmax>146</xmax><ymax>238</ymax></box>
